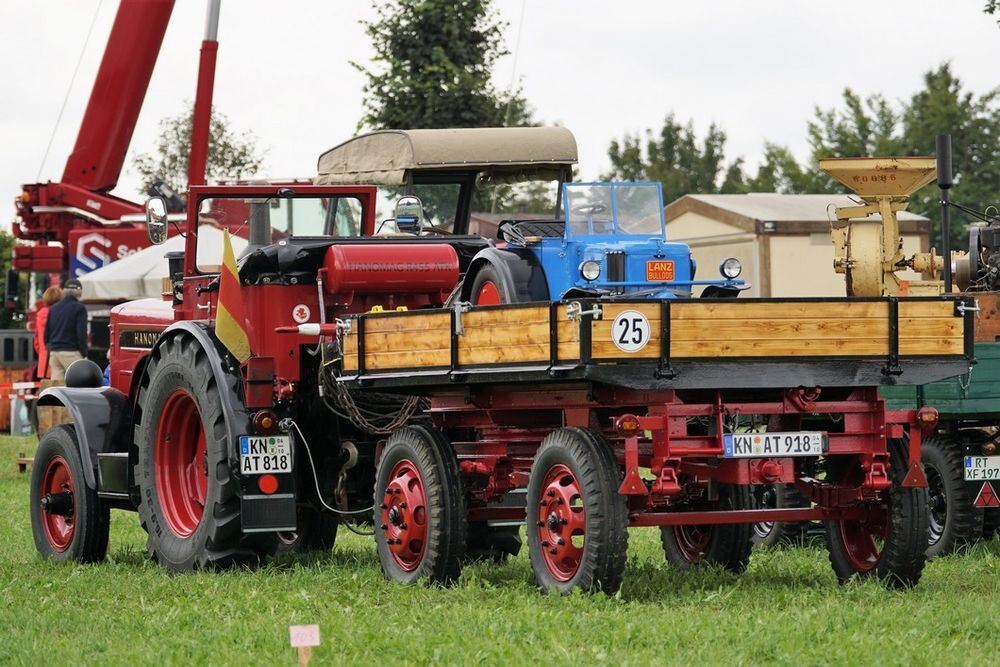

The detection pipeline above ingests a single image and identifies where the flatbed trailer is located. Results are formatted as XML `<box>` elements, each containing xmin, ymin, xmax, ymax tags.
<box><xmin>331</xmin><ymin>295</ymin><xmax>973</xmax><ymax>591</ymax></box>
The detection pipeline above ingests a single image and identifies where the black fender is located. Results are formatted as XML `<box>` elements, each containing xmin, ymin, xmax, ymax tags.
<box><xmin>459</xmin><ymin>246</ymin><xmax>550</xmax><ymax>303</ymax></box>
<box><xmin>37</xmin><ymin>386</ymin><xmax>131</xmax><ymax>491</ymax></box>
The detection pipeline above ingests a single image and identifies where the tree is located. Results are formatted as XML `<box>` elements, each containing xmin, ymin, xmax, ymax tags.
<box><xmin>604</xmin><ymin>115</ymin><xmax>742</xmax><ymax>200</ymax></box>
<box><xmin>354</xmin><ymin>0</ymin><xmax>532</xmax><ymax>131</ymax></box>
<box><xmin>132</xmin><ymin>106</ymin><xmax>265</xmax><ymax>195</ymax></box>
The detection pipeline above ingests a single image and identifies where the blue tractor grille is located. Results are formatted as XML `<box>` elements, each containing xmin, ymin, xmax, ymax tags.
<box><xmin>606</xmin><ymin>251</ymin><xmax>625</xmax><ymax>292</ymax></box>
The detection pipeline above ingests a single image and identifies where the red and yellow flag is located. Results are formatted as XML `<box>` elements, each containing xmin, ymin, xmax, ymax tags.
<box><xmin>216</xmin><ymin>230</ymin><xmax>252</xmax><ymax>363</ymax></box>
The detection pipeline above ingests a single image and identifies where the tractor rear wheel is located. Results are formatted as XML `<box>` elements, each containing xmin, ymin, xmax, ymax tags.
<box><xmin>375</xmin><ymin>425</ymin><xmax>467</xmax><ymax>584</ymax></box>
<box><xmin>134</xmin><ymin>334</ymin><xmax>273</xmax><ymax>572</ymax></box>
<box><xmin>824</xmin><ymin>439</ymin><xmax>928</xmax><ymax>588</ymax></box>
<box><xmin>29</xmin><ymin>425</ymin><xmax>109</xmax><ymax>563</ymax></box>
<box><xmin>468</xmin><ymin>264</ymin><xmax>509</xmax><ymax>306</ymax></box>
<box><xmin>922</xmin><ymin>435</ymin><xmax>983</xmax><ymax>558</ymax></box>
<box><xmin>527</xmin><ymin>427</ymin><xmax>628</xmax><ymax>595</ymax></box>
<box><xmin>660</xmin><ymin>484</ymin><xmax>754</xmax><ymax>573</ymax></box>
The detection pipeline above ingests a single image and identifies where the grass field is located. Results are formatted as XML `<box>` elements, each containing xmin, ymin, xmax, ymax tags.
<box><xmin>1</xmin><ymin>434</ymin><xmax>997</xmax><ymax>665</ymax></box>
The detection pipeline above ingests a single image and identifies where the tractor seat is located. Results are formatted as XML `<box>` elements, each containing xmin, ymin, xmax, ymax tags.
<box><xmin>501</xmin><ymin>220</ymin><xmax>565</xmax><ymax>241</ymax></box>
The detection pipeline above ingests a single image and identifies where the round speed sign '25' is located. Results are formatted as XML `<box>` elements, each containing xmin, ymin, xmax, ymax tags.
<box><xmin>611</xmin><ymin>310</ymin><xmax>650</xmax><ymax>353</ymax></box>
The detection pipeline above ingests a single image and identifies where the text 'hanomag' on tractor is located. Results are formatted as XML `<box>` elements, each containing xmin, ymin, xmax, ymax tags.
<box><xmin>27</xmin><ymin>127</ymin><xmax>975</xmax><ymax>596</ymax></box>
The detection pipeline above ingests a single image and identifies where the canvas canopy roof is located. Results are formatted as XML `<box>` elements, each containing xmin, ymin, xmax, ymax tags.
<box><xmin>80</xmin><ymin>226</ymin><xmax>248</xmax><ymax>301</ymax></box>
<box><xmin>315</xmin><ymin>127</ymin><xmax>578</xmax><ymax>185</ymax></box>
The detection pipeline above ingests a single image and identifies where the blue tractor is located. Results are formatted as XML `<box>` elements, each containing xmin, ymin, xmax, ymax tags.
<box><xmin>458</xmin><ymin>182</ymin><xmax>747</xmax><ymax>305</ymax></box>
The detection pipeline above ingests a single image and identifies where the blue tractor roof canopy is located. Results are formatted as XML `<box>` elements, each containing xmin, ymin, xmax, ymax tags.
<box><xmin>563</xmin><ymin>182</ymin><xmax>665</xmax><ymax>238</ymax></box>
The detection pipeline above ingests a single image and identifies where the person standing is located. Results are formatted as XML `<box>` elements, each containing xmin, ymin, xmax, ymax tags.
<box><xmin>44</xmin><ymin>279</ymin><xmax>88</xmax><ymax>381</ymax></box>
<box><xmin>33</xmin><ymin>286</ymin><xmax>63</xmax><ymax>380</ymax></box>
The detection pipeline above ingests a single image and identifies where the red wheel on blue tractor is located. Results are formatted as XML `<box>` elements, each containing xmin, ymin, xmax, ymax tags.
<box><xmin>29</xmin><ymin>425</ymin><xmax>110</xmax><ymax>563</ymax></box>
<box><xmin>660</xmin><ymin>484</ymin><xmax>754</xmax><ymax>572</ymax></box>
<box><xmin>469</xmin><ymin>263</ymin><xmax>507</xmax><ymax>306</ymax></box>
<box><xmin>526</xmin><ymin>427</ymin><xmax>628</xmax><ymax>595</ymax></box>
<box><xmin>134</xmin><ymin>334</ymin><xmax>275</xmax><ymax>572</ymax></box>
<box><xmin>824</xmin><ymin>439</ymin><xmax>929</xmax><ymax>588</ymax></box>
<box><xmin>374</xmin><ymin>425</ymin><xmax>467</xmax><ymax>584</ymax></box>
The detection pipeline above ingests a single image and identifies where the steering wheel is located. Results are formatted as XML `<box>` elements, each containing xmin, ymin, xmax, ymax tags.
<box><xmin>419</xmin><ymin>224</ymin><xmax>453</xmax><ymax>236</ymax></box>
<box><xmin>570</xmin><ymin>203</ymin><xmax>608</xmax><ymax>216</ymax></box>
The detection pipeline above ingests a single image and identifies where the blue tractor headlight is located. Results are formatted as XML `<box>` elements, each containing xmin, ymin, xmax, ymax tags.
<box><xmin>720</xmin><ymin>257</ymin><xmax>742</xmax><ymax>279</ymax></box>
<box><xmin>580</xmin><ymin>260</ymin><xmax>601</xmax><ymax>281</ymax></box>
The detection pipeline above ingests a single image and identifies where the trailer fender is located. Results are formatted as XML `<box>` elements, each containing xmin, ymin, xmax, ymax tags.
<box><xmin>459</xmin><ymin>247</ymin><xmax>550</xmax><ymax>303</ymax></box>
<box><xmin>36</xmin><ymin>386</ymin><xmax>132</xmax><ymax>491</ymax></box>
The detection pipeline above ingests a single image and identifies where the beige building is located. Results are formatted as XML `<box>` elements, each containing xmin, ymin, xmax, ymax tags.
<box><xmin>664</xmin><ymin>193</ymin><xmax>931</xmax><ymax>297</ymax></box>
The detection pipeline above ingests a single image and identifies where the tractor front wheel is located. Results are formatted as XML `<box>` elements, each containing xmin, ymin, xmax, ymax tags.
<box><xmin>526</xmin><ymin>427</ymin><xmax>628</xmax><ymax>595</ymax></box>
<box><xmin>375</xmin><ymin>425</ymin><xmax>467</xmax><ymax>585</ymax></box>
<box><xmin>824</xmin><ymin>439</ymin><xmax>929</xmax><ymax>588</ymax></box>
<box><xmin>660</xmin><ymin>484</ymin><xmax>754</xmax><ymax>572</ymax></box>
<box><xmin>29</xmin><ymin>425</ymin><xmax>109</xmax><ymax>563</ymax></box>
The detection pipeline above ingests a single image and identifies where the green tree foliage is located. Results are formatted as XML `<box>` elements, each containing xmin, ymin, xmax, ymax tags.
<box><xmin>604</xmin><ymin>115</ymin><xmax>742</xmax><ymax>199</ymax></box>
<box><xmin>132</xmin><ymin>106</ymin><xmax>265</xmax><ymax>195</ymax></box>
<box><xmin>354</xmin><ymin>0</ymin><xmax>531</xmax><ymax>131</ymax></box>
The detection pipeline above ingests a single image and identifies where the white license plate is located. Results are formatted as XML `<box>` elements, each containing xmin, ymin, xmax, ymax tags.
<box><xmin>964</xmin><ymin>455</ymin><xmax>1000</xmax><ymax>481</ymax></box>
<box><xmin>239</xmin><ymin>435</ymin><xmax>292</xmax><ymax>475</ymax></box>
<box><xmin>723</xmin><ymin>432</ymin><xmax>825</xmax><ymax>458</ymax></box>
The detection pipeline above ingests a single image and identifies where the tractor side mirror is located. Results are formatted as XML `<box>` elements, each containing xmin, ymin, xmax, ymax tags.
<box><xmin>145</xmin><ymin>196</ymin><xmax>169</xmax><ymax>245</ymax></box>
<box><xmin>394</xmin><ymin>195</ymin><xmax>424</xmax><ymax>234</ymax></box>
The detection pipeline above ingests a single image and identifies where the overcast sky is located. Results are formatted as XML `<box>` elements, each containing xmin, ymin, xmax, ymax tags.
<box><xmin>2</xmin><ymin>0</ymin><xmax>998</xmax><ymax>229</ymax></box>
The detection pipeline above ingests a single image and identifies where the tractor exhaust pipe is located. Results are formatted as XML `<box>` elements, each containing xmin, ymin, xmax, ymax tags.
<box><xmin>936</xmin><ymin>134</ymin><xmax>953</xmax><ymax>293</ymax></box>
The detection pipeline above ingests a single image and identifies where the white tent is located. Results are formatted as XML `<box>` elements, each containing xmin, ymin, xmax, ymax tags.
<box><xmin>80</xmin><ymin>226</ymin><xmax>248</xmax><ymax>301</ymax></box>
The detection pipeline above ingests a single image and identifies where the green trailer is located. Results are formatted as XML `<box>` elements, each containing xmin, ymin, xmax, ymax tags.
<box><xmin>881</xmin><ymin>341</ymin><xmax>1000</xmax><ymax>556</ymax></box>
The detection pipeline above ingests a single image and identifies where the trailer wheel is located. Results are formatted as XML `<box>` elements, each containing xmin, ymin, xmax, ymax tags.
<box><xmin>375</xmin><ymin>425</ymin><xmax>467</xmax><ymax>585</ymax></box>
<box><xmin>135</xmin><ymin>334</ymin><xmax>272</xmax><ymax>572</ymax></box>
<box><xmin>660</xmin><ymin>484</ymin><xmax>754</xmax><ymax>572</ymax></box>
<box><xmin>29</xmin><ymin>425</ymin><xmax>109</xmax><ymax>563</ymax></box>
<box><xmin>824</xmin><ymin>439</ymin><xmax>929</xmax><ymax>588</ymax></box>
<box><xmin>752</xmin><ymin>484</ymin><xmax>810</xmax><ymax>548</ymax></box>
<box><xmin>275</xmin><ymin>507</ymin><xmax>339</xmax><ymax>555</ymax></box>
<box><xmin>527</xmin><ymin>427</ymin><xmax>628</xmax><ymax>595</ymax></box>
<box><xmin>922</xmin><ymin>435</ymin><xmax>983</xmax><ymax>558</ymax></box>
<box><xmin>464</xmin><ymin>523</ymin><xmax>522</xmax><ymax>563</ymax></box>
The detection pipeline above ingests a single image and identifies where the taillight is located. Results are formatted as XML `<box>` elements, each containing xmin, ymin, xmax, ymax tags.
<box><xmin>257</xmin><ymin>474</ymin><xmax>279</xmax><ymax>494</ymax></box>
<box><xmin>252</xmin><ymin>410</ymin><xmax>279</xmax><ymax>434</ymax></box>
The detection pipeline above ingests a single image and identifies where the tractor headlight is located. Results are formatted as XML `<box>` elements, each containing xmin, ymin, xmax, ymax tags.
<box><xmin>720</xmin><ymin>257</ymin><xmax>742</xmax><ymax>279</ymax></box>
<box><xmin>580</xmin><ymin>260</ymin><xmax>601</xmax><ymax>281</ymax></box>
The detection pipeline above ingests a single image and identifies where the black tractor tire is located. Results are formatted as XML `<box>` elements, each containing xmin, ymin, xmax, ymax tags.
<box><xmin>464</xmin><ymin>522</ymin><xmax>522</xmax><ymax>563</ymax></box>
<box><xmin>468</xmin><ymin>263</ymin><xmax>514</xmax><ymax>305</ymax></box>
<box><xmin>29</xmin><ymin>425</ymin><xmax>110</xmax><ymax>563</ymax></box>
<box><xmin>752</xmin><ymin>483</ymin><xmax>810</xmax><ymax>548</ymax></box>
<box><xmin>824</xmin><ymin>439</ymin><xmax>929</xmax><ymax>588</ymax></box>
<box><xmin>922</xmin><ymin>435</ymin><xmax>984</xmax><ymax>558</ymax></box>
<box><xmin>527</xmin><ymin>427</ymin><xmax>628</xmax><ymax>595</ymax></box>
<box><xmin>374</xmin><ymin>425</ymin><xmax>467</xmax><ymax>585</ymax></box>
<box><xmin>134</xmin><ymin>334</ymin><xmax>273</xmax><ymax>572</ymax></box>
<box><xmin>274</xmin><ymin>506</ymin><xmax>339</xmax><ymax>555</ymax></box>
<box><xmin>660</xmin><ymin>484</ymin><xmax>754</xmax><ymax>573</ymax></box>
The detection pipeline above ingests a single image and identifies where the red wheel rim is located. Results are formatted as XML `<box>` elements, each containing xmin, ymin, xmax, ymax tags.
<box><xmin>838</xmin><ymin>504</ymin><xmax>888</xmax><ymax>572</ymax></box>
<box><xmin>380</xmin><ymin>459</ymin><xmax>428</xmax><ymax>572</ymax></box>
<box><xmin>475</xmin><ymin>280</ymin><xmax>502</xmax><ymax>305</ymax></box>
<box><xmin>154</xmin><ymin>389</ymin><xmax>208</xmax><ymax>538</ymax></box>
<box><xmin>40</xmin><ymin>456</ymin><xmax>76</xmax><ymax>552</ymax></box>
<box><xmin>673</xmin><ymin>525</ymin><xmax>712</xmax><ymax>563</ymax></box>
<box><xmin>536</xmin><ymin>463</ymin><xmax>586</xmax><ymax>581</ymax></box>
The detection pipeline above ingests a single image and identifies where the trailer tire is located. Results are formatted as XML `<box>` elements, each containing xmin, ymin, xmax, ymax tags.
<box><xmin>134</xmin><ymin>334</ymin><xmax>273</xmax><ymax>572</ymax></box>
<box><xmin>375</xmin><ymin>425</ymin><xmax>467</xmax><ymax>585</ymax></box>
<box><xmin>29</xmin><ymin>425</ymin><xmax>110</xmax><ymax>563</ymax></box>
<box><xmin>275</xmin><ymin>507</ymin><xmax>339</xmax><ymax>555</ymax></box>
<box><xmin>824</xmin><ymin>439</ymin><xmax>929</xmax><ymax>588</ymax></box>
<box><xmin>983</xmin><ymin>509</ymin><xmax>999</xmax><ymax>542</ymax></box>
<box><xmin>464</xmin><ymin>523</ymin><xmax>522</xmax><ymax>563</ymax></box>
<box><xmin>660</xmin><ymin>484</ymin><xmax>754</xmax><ymax>573</ymax></box>
<box><xmin>922</xmin><ymin>435</ymin><xmax>983</xmax><ymax>558</ymax></box>
<box><xmin>527</xmin><ymin>427</ymin><xmax>628</xmax><ymax>595</ymax></box>
<box><xmin>752</xmin><ymin>484</ymin><xmax>810</xmax><ymax>548</ymax></box>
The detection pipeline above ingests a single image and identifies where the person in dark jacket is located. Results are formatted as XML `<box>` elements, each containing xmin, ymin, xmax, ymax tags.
<box><xmin>44</xmin><ymin>279</ymin><xmax>88</xmax><ymax>381</ymax></box>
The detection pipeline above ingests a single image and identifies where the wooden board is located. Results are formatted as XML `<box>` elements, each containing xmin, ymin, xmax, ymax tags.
<box><xmin>459</xmin><ymin>306</ymin><xmax>549</xmax><ymax>365</ymax></box>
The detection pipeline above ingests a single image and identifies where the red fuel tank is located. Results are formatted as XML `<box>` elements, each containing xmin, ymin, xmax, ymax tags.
<box><xmin>323</xmin><ymin>244</ymin><xmax>460</xmax><ymax>295</ymax></box>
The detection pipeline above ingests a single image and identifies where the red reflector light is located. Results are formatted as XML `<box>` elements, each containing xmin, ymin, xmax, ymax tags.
<box><xmin>257</xmin><ymin>474</ymin><xmax>279</xmax><ymax>495</ymax></box>
<box><xmin>252</xmin><ymin>410</ymin><xmax>278</xmax><ymax>434</ymax></box>
<box><xmin>984</xmin><ymin>442</ymin><xmax>997</xmax><ymax>456</ymax></box>
<box><xmin>615</xmin><ymin>414</ymin><xmax>641</xmax><ymax>436</ymax></box>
